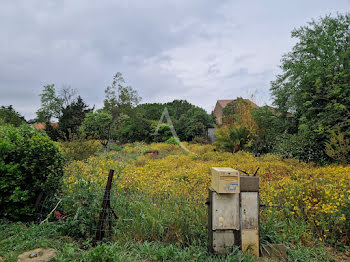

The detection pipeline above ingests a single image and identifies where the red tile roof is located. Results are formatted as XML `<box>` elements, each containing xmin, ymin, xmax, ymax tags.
<box><xmin>32</xmin><ymin>122</ymin><xmax>58</xmax><ymax>130</ymax></box>
<box><xmin>217</xmin><ymin>99</ymin><xmax>258</xmax><ymax>108</ymax></box>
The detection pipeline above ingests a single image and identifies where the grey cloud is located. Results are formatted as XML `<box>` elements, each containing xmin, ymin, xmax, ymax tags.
<box><xmin>1</xmin><ymin>0</ymin><xmax>349</xmax><ymax>119</ymax></box>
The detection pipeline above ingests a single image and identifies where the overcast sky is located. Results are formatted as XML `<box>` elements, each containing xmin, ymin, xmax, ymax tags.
<box><xmin>1</xmin><ymin>0</ymin><xmax>349</xmax><ymax>120</ymax></box>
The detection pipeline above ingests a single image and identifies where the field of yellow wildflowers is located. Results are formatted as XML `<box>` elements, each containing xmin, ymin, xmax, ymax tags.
<box><xmin>64</xmin><ymin>142</ymin><xmax>350</xmax><ymax>247</ymax></box>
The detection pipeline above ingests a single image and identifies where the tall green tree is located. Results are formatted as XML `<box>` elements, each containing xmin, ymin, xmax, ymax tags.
<box><xmin>36</xmin><ymin>84</ymin><xmax>63</xmax><ymax>122</ymax></box>
<box><xmin>104</xmin><ymin>72</ymin><xmax>141</xmax><ymax>120</ymax></box>
<box><xmin>179</xmin><ymin>107</ymin><xmax>213</xmax><ymax>141</ymax></box>
<box><xmin>271</xmin><ymin>13</ymin><xmax>350</xmax><ymax>161</ymax></box>
<box><xmin>165</xmin><ymin>100</ymin><xmax>194</xmax><ymax>120</ymax></box>
<box><xmin>136</xmin><ymin>103</ymin><xmax>164</xmax><ymax>121</ymax></box>
<box><xmin>0</xmin><ymin>105</ymin><xmax>26</xmax><ymax>126</ymax></box>
<box><xmin>116</xmin><ymin>113</ymin><xmax>152</xmax><ymax>143</ymax></box>
<box><xmin>81</xmin><ymin>111</ymin><xmax>115</xmax><ymax>146</ymax></box>
<box><xmin>251</xmin><ymin>106</ymin><xmax>297</xmax><ymax>154</ymax></box>
<box><xmin>58</xmin><ymin>96</ymin><xmax>91</xmax><ymax>139</ymax></box>
<box><xmin>137</xmin><ymin>100</ymin><xmax>215</xmax><ymax>142</ymax></box>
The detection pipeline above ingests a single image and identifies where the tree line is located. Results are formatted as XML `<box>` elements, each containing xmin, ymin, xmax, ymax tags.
<box><xmin>1</xmin><ymin>13</ymin><xmax>349</xmax><ymax>164</ymax></box>
<box><xmin>2</xmin><ymin>71</ymin><xmax>215</xmax><ymax>145</ymax></box>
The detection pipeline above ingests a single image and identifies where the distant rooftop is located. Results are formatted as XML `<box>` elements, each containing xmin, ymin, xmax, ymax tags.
<box><xmin>32</xmin><ymin>122</ymin><xmax>58</xmax><ymax>130</ymax></box>
<box><xmin>216</xmin><ymin>99</ymin><xmax>258</xmax><ymax>108</ymax></box>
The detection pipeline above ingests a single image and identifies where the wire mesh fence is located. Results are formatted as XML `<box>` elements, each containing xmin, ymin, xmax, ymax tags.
<box><xmin>35</xmin><ymin>169</ymin><xmax>208</xmax><ymax>246</ymax></box>
<box><xmin>35</xmin><ymin>192</ymin><xmax>61</xmax><ymax>223</ymax></box>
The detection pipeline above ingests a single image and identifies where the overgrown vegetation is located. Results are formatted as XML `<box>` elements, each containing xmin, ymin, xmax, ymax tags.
<box><xmin>0</xmin><ymin>124</ymin><xmax>64</xmax><ymax>220</ymax></box>
<box><xmin>62</xmin><ymin>143</ymin><xmax>349</xmax><ymax>248</ymax></box>
<box><xmin>57</xmin><ymin>134</ymin><xmax>101</xmax><ymax>162</ymax></box>
<box><xmin>0</xmin><ymin>220</ymin><xmax>261</xmax><ymax>262</ymax></box>
<box><xmin>1</xmin><ymin>142</ymin><xmax>348</xmax><ymax>261</ymax></box>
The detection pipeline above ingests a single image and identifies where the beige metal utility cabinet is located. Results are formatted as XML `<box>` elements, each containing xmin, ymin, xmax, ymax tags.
<box><xmin>211</xmin><ymin>167</ymin><xmax>240</xmax><ymax>194</ymax></box>
<box><xmin>208</xmin><ymin>167</ymin><xmax>260</xmax><ymax>257</ymax></box>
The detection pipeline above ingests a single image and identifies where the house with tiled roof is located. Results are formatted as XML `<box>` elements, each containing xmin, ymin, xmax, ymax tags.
<box><xmin>32</xmin><ymin>122</ymin><xmax>59</xmax><ymax>130</ymax></box>
<box><xmin>213</xmin><ymin>99</ymin><xmax>258</xmax><ymax>125</ymax></box>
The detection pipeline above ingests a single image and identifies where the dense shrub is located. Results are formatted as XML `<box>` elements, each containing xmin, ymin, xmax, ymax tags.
<box><xmin>191</xmin><ymin>136</ymin><xmax>207</xmax><ymax>145</ymax></box>
<box><xmin>59</xmin><ymin>177</ymin><xmax>104</xmax><ymax>239</ymax></box>
<box><xmin>0</xmin><ymin>124</ymin><xmax>64</xmax><ymax>220</ymax></box>
<box><xmin>44</xmin><ymin>121</ymin><xmax>61</xmax><ymax>141</ymax></box>
<box><xmin>215</xmin><ymin>125</ymin><xmax>250</xmax><ymax>153</ymax></box>
<box><xmin>81</xmin><ymin>111</ymin><xmax>115</xmax><ymax>146</ymax></box>
<box><xmin>137</xmin><ymin>100</ymin><xmax>215</xmax><ymax>142</ymax></box>
<box><xmin>116</xmin><ymin>114</ymin><xmax>153</xmax><ymax>143</ymax></box>
<box><xmin>325</xmin><ymin>130</ymin><xmax>350</xmax><ymax>165</ymax></box>
<box><xmin>58</xmin><ymin>133</ymin><xmax>101</xmax><ymax>162</ymax></box>
<box><xmin>251</xmin><ymin>106</ymin><xmax>298</xmax><ymax>155</ymax></box>
<box><xmin>165</xmin><ymin>136</ymin><xmax>179</xmax><ymax>145</ymax></box>
<box><xmin>152</xmin><ymin>123</ymin><xmax>172</xmax><ymax>142</ymax></box>
<box><xmin>272</xmin><ymin>133</ymin><xmax>328</xmax><ymax>163</ymax></box>
<box><xmin>105</xmin><ymin>142</ymin><xmax>124</xmax><ymax>152</ymax></box>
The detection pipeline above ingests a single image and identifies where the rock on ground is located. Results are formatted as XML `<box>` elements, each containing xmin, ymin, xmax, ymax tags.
<box><xmin>17</xmin><ymin>248</ymin><xmax>57</xmax><ymax>262</ymax></box>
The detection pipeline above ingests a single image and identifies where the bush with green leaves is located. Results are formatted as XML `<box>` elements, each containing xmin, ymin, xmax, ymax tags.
<box><xmin>152</xmin><ymin>123</ymin><xmax>172</xmax><ymax>142</ymax></box>
<box><xmin>59</xmin><ymin>179</ymin><xmax>104</xmax><ymax>239</ymax></box>
<box><xmin>81</xmin><ymin>111</ymin><xmax>115</xmax><ymax>146</ymax></box>
<box><xmin>191</xmin><ymin>136</ymin><xmax>207</xmax><ymax>144</ymax></box>
<box><xmin>116</xmin><ymin>114</ymin><xmax>153</xmax><ymax>143</ymax></box>
<box><xmin>215</xmin><ymin>125</ymin><xmax>250</xmax><ymax>153</ymax></box>
<box><xmin>165</xmin><ymin>136</ymin><xmax>179</xmax><ymax>145</ymax></box>
<box><xmin>137</xmin><ymin>100</ymin><xmax>215</xmax><ymax>142</ymax></box>
<box><xmin>0</xmin><ymin>124</ymin><xmax>64</xmax><ymax>220</ymax></box>
<box><xmin>58</xmin><ymin>132</ymin><xmax>102</xmax><ymax>162</ymax></box>
<box><xmin>251</xmin><ymin>106</ymin><xmax>298</xmax><ymax>155</ymax></box>
<box><xmin>272</xmin><ymin>133</ymin><xmax>328</xmax><ymax>163</ymax></box>
<box><xmin>325</xmin><ymin>129</ymin><xmax>350</xmax><ymax>165</ymax></box>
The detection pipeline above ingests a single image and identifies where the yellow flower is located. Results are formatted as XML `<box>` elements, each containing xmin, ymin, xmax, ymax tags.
<box><xmin>62</xmin><ymin>142</ymin><xmax>350</xmax><ymax>241</ymax></box>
